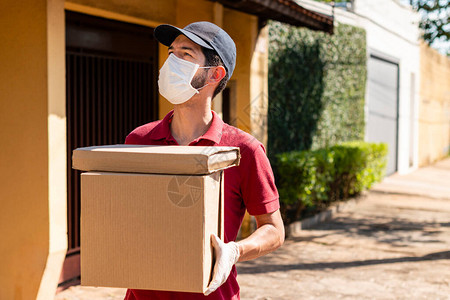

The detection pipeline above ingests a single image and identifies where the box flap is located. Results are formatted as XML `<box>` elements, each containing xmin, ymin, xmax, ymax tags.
<box><xmin>72</xmin><ymin>144</ymin><xmax>240</xmax><ymax>175</ymax></box>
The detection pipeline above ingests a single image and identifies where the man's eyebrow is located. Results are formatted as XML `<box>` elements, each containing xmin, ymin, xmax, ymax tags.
<box><xmin>181</xmin><ymin>46</ymin><xmax>195</xmax><ymax>51</ymax></box>
<box><xmin>167</xmin><ymin>45</ymin><xmax>197</xmax><ymax>52</ymax></box>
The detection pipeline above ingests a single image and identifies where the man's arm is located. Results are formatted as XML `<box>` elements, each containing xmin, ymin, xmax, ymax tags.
<box><xmin>236</xmin><ymin>209</ymin><xmax>285</xmax><ymax>262</ymax></box>
<box><xmin>204</xmin><ymin>209</ymin><xmax>284</xmax><ymax>295</ymax></box>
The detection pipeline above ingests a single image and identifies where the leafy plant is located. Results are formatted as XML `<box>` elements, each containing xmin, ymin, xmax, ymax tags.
<box><xmin>268</xmin><ymin>22</ymin><xmax>367</xmax><ymax>158</ymax></box>
<box><xmin>275</xmin><ymin>142</ymin><xmax>388</xmax><ymax>224</ymax></box>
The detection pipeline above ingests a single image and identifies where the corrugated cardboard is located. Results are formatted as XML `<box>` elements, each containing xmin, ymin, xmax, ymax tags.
<box><xmin>74</xmin><ymin>145</ymin><xmax>238</xmax><ymax>293</ymax></box>
<box><xmin>73</xmin><ymin>144</ymin><xmax>240</xmax><ymax>174</ymax></box>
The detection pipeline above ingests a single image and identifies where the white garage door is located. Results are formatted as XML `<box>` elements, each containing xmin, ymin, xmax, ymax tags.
<box><xmin>367</xmin><ymin>54</ymin><xmax>399</xmax><ymax>175</ymax></box>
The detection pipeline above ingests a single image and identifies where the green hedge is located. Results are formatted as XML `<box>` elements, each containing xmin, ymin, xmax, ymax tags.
<box><xmin>268</xmin><ymin>22</ymin><xmax>367</xmax><ymax>157</ymax></box>
<box><xmin>275</xmin><ymin>141</ymin><xmax>388</xmax><ymax>224</ymax></box>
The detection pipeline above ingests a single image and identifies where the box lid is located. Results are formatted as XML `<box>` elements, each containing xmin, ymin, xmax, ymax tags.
<box><xmin>72</xmin><ymin>144</ymin><xmax>240</xmax><ymax>175</ymax></box>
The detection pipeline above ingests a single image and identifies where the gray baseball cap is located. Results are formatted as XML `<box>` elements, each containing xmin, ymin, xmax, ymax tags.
<box><xmin>154</xmin><ymin>21</ymin><xmax>236</xmax><ymax>80</ymax></box>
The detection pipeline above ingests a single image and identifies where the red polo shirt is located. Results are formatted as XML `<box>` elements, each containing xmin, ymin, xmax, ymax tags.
<box><xmin>124</xmin><ymin>110</ymin><xmax>279</xmax><ymax>300</ymax></box>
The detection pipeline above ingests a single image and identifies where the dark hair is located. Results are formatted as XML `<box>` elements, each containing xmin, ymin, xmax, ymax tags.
<box><xmin>201</xmin><ymin>47</ymin><xmax>229</xmax><ymax>99</ymax></box>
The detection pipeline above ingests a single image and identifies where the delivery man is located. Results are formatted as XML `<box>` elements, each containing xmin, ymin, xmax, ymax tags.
<box><xmin>124</xmin><ymin>21</ymin><xmax>284</xmax><ymax>300</ymax></box>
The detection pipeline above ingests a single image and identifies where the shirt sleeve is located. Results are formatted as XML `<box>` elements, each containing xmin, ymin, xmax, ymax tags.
<box><xmin>239</xmin><ymin>143</ymin><xmax>280</xmax><ymax>216</ymax></box>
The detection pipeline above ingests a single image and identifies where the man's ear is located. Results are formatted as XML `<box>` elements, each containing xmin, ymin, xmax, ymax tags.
<box><xmin>208</xmin><ymin>66</ymin><xmax>226</xmax><ymax>84</ymax></box>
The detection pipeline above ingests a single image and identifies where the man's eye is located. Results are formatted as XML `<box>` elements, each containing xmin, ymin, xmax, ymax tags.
<box><xmin>184</xmin><ymin>53</ymin><xmax>192</xmax><ymax>57</ymax></box>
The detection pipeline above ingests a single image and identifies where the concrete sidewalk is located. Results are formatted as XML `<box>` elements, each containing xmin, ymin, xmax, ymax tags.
<box><xmin>237</xmin><ymin>158</ymin><xmax>450</xmax><ymax>299</ymax></box>
<box><xmin>55</xmin><ymin>158</ymin><xmax>450</xmax><ymax>300</ymax></box>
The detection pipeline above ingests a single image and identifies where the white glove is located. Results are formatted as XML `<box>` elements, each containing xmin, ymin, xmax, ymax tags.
<box><xmin>204</xmin><ymin>234</ymin><xmax>240</xmax><ymax>296</ymax></box>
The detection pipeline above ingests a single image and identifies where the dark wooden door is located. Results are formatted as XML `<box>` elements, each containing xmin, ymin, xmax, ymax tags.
<box><xmin>60</xmin><ymin>10</ymin><xmax>159</xmax><ymax>289</ymax></box>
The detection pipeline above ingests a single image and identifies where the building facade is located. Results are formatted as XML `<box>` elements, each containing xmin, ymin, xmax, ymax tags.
<box><xmin>0</xmin><ymin>0</ymin><xmax>332</xmax><ymax>299</ymax></box>
<box><xmin>298</xmin><ymin>0</ymin><xmax>422</xmax><ymax>175</ymax></box>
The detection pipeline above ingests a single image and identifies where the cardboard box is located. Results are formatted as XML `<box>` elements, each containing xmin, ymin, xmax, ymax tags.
<box><xmin>73</xmin><ymin>145</ymin><xmax>240</xmax><ymax>293</ymax></box>
<box><xmin>73</xmin><ymin>144</ymin><xmax>240</xmax><ymax>175</ymax></box>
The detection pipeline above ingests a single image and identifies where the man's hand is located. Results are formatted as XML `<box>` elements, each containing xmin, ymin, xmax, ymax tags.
<box><xmin>204</xmin><ymin>234</ymin><xmax>240</xmax><ymax>296</ymax></box>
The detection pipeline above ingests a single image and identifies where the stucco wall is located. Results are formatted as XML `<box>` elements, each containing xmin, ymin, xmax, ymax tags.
<box><xmin>66</xmin><ymin>0</ymin><xmax>176</xmax><ymax>25</ymax></box>
<box><xmin>223</xmin><ymin>9</ymin><xmax>258</xmax><ymax>134</ymax></box>
<box><xmin>249</xmin><ymin>25</ymin><xmax>269</xmax><ymax>146</ymax></box>
<box><xmin>418</xmin><ymin>42</ymin><xmax>450</xmax><ymax>166</ymax></box>
<box><xmin>0</xmin><ymin>1</ymin><xmax>66</xmax><ymax>299</ymax></box>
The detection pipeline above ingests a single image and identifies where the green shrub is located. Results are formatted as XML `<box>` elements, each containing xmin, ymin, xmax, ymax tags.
<box><xmin>268</xmin><ymin>22</ymin><xmax>367</xmax><ymax>157</ymax></box>
<box><xmin>275</xmin><ymin>141</ymin><xmax>388</xmax><ymax>224</ymax></box>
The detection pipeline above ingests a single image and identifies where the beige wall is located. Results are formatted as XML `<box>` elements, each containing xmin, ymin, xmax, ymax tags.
<box><xmin>418</xmin><ymin>42</ymin><xmax>450</xmax><ymax>166</ymax></box>
<box><xmin>66</xmin><ymin>0</ymin><xmax>176</xmax><ymax>25</ymax></box>
<box><xmin>0</xmin><ymin>0</ymin><xmax>66</xmax><ymax>299</ymax></box>
<box><xmin>40</xmin><ymin>0</ymin><xmax>67</xmax><ymax>299</ymax></box>
<box><xmin>250</xmin><ymin>25</ymin><xmax>269</xmax><ymax>146</ymax></box>
<box><xmin>223</xmin><ymin>9</ymin><xmax>254</xmax><ymax>133</ymax></box>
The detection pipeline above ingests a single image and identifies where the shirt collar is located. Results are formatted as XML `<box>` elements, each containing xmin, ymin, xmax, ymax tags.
<box><xmin>149</xmin><ymin>110</ymin><xmax>175</xmax><ymax>141</ymax></box>
<box><xmin>199</xmin><ymin>110</ymin><xmax>224</xmax><ymax>145</ymax></box>
<box><xmin>149</xmin><ymin>110</ymin><xmax>224</xmax><ymax>145</ymax></box>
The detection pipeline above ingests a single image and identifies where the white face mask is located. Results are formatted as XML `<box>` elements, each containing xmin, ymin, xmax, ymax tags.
<box><xmin>158</xmin><ymin>54</ymin><xmax>211</xmax><ymax>105</ymax></box>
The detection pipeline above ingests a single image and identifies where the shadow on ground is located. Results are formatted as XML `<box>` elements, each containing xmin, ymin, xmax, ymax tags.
<box><xmin>238</xmin><ymin>203</ymin><xmax>450</xmax><ymax>275</ymax></box>
<box><xmin>237</xmin><ymin>250</ymin><xmax>450</xmax><ymax>274</ymax></box>
<box><xmin>284</xmin><ymin>212</ymin><xmax>448</xmax><ymax>249</ymax></box>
